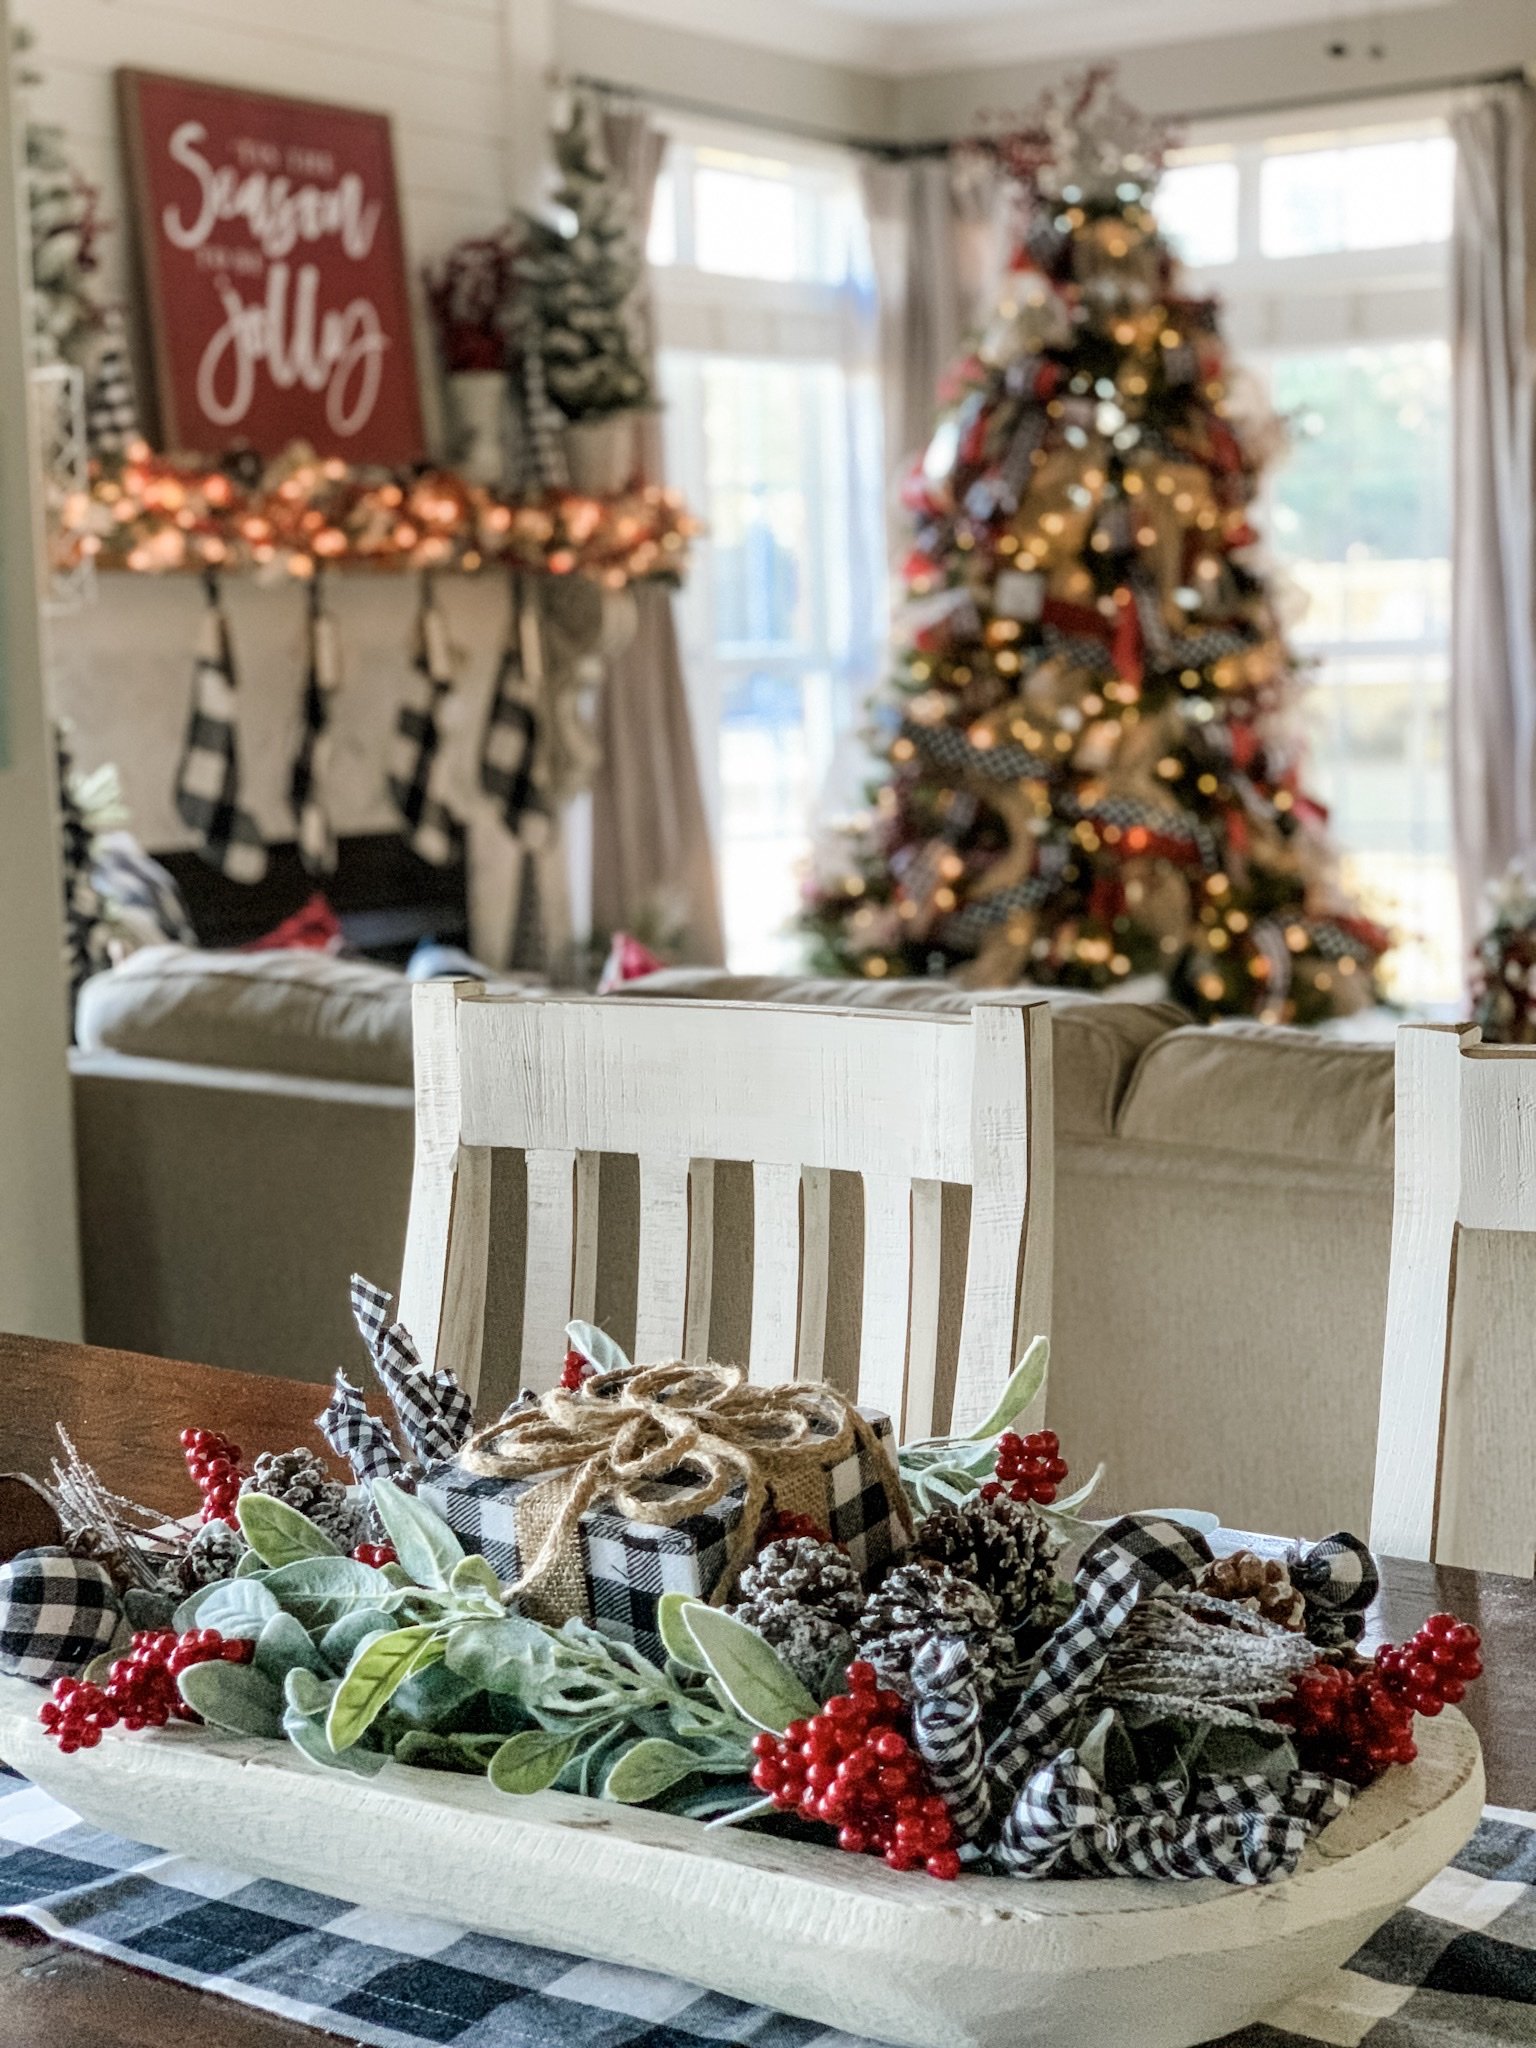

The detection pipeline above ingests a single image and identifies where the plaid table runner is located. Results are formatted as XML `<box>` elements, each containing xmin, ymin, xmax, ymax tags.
<box><xmin>2</xmin><ymin>1765</ymin><xmax>1532</xmax><ymax>2048</ymax></box>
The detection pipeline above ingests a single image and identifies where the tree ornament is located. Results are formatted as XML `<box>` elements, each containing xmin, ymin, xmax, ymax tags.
<box><xmin>239</xmin><ymin>1447</ymin><xmax>371</xmax><ymax>1551</ymax></box>
<box><xmin>853</xmin><ymin>1560</ymin><xmax>1010</xmax><ymax>1701</ymax></box>
<box><xmin>911</xmin><ymin>1492</ymin><xmax>1061</xmax><ymax>1633</ymax></box>
<box><xmin>1193</xmin><ymin>1550</ymin><xmax>1307</xmax><ymax>1633</ymax></box>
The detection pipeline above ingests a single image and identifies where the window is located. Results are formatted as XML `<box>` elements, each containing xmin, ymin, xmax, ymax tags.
<box><xmin>650</xmin><ymin>128</ymin><xmax>884</xmax><ymax>969</ymax></box>
<box><xmin>1158</xmin><ymin>109</ymin><xmax>1456</xmax><ymax>1008</ymax></box>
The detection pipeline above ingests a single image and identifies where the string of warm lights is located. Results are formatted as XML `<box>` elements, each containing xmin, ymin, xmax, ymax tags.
<box><xmin>55</xmin><ymin>441</ymin><xmax>699</xmax><ymax>587</ymax></box>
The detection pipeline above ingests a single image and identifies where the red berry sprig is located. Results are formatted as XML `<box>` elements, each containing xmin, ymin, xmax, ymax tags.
<box><xmin>754</xmin><ymin>1508</ymin><xmax>834</xmax><ymax>1552</ymax></box>
<box><xmin>38</xmin><ymin>1627</ymin><xmax>254</xmax><ymax>1749</ymax></box>
<box><xmin>180</xmin><ymin>1427</ymin><xmax>246</xmax><ymax>1526</ymax></box>
<box><xmin>560</xmin><ymin>1348</ymin><xmax>594</xmax><ymax>1391</ymax></box>
<box><xmin>1376</xmin><ymin>1613</ymin><xmax>1483</xmax><ymax>1715</ymax></box>
<box><xmin>352</xmin><ymin>1542</ymin><xmax>398</xmax><ymax>1568</ymax></box>
<box><xmin>748</xmin><ymin>1660</ymin><xmax>961</xmax><ymax>1879</ymax></box>
<box><xmin>1276</xmin><ymin>1613</ymin><xmax>1482</xmax><ymax>1787</ymax></box>
<box><xmin>982</xmin><ymin>1428</ymin><xmax>1068</xmax><ymax>1507</ymax></box>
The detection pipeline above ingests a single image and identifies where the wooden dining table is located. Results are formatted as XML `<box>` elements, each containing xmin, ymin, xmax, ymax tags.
<box><xmin>2</xmin><ymin>1328</ymin><xmax>1534</xmax><ymax>2048</ymax></box>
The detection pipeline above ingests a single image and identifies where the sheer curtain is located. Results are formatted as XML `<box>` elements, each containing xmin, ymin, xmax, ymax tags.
<box><xmin>592</xmin><ymin>100</ymin><xmax>725</xmax><ymax>965</ymax></box>
<box><xmin>859</xmin><ymin>151</ymin><xmax>1010</xmax><ymax>496</ymax></box>
<box><xmin>1449</xmin><ymin>83</ymin><xmax>1536</xmax><ymax>950</ymax></box>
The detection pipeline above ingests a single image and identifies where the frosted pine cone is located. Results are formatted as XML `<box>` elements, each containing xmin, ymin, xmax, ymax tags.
<box><xmin>158</xmin><ymin>1519</ymin><xmax>248</xmax><ymax>1597</ymax></box>
<box><xmin>732</xmin><ymin>1536</ymin><xmax>862</xmax><ymax>1624</ymax></box>
<box><xmin>853</xmin><ymin>1560</ymin><xmax>1009</xmax><ymax>1701</ymax></box>
<box><xmin>911</xmin><ymin>1493</ymin><xmax>1061</xmax><ymax>1632</ymax></box>
<box><xmin>1194</xmin><ymin>1551</ymin><xmax>1307</xmax><ymax>1632</ymax></box>
<box><xmin>729</xmin><ymin>1536</ymin><xmax>863</xmax><ymax>1696</ymax></box>
<box><xmin>240</xmin><ymin>1448</ymin><xmax>370</xmax><ymax>1550</ymax></box>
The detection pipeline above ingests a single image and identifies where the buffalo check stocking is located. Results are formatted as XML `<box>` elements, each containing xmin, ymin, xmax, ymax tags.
<box><xmin>389</xmin><ymin>576</ymin><xmax>466</xmax><ymax>867</ymax></box>
<box><xmin>174</xmin><ymin>571</ymin><xmax>268</xmax><ymax>884</ymax></box>
<box><xmin>289</xmin><ymin>573</ymin><xmax>340</xmax><ymax>876</ymax></box>
<box><xmin>480</xmin><ymin>573</ymin><xmax>553</xmax><ymax>970</ymax></box>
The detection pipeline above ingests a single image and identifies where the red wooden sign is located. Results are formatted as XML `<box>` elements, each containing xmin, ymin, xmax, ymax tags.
<box><xmin>118</xmin><ymin>70</ymin><xmax>426</xmax><ymax>465</ymax></box>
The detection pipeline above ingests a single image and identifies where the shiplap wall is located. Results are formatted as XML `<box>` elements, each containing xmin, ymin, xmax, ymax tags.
<box><xmin>21</xmin><ymin>0</ymin><xmax>537</xmax><ymax>945</ymax></box>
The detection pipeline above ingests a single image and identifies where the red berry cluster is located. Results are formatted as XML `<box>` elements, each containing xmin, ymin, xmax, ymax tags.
<box><xmin>559</xmin><ymin>1348</ymin><xmax>594</xmax><ymax>1391</ymax></box>
<box><xmin>981</xmin><ymin>1428</ymin><xmax>1068</xmax><ymax>1507</ymax></box>
<box><xmin>1376</xmin><ymin>1613</ymin><xmax>1483</xmax><ymax>1714</ymax></box>
<box><xmin>1277</xmin><ymin>1613</ymin><xmax>1482</xmax><ymax>1787</ymax></box>
<box><xmin>748</xmin><ymin>1660</ymin><xmax>961</xmax><ymax>1879</ymax></box>
<box><xmin>754</xmin><ymin>1508</ymin><xmax>833</xmax><ymax>1552</ymax></box>
<box><xmin>352</xmin><ymin>1542</ymin><xmax>398</xmax><ymax>1568</ymax></box>
<box><xmin>38</xmin><ymin>1628</ymin><xmax>254</xmax><ymax>1750</ymax></box>
<box><xmin>180</xmin><ymin>1427</ymin><xmax>246</xmax><ymax>1526</ymax></box>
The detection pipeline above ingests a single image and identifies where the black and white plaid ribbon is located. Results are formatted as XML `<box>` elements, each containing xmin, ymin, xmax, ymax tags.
<box><xmin>995</xmin><ymin>1746</ymin><xmax>1353</xmax><ymax>1885</ymax></box>
<box><xmin>350</xmin><ymin>1274</ymin><xmax>474</xmax><ymax>1464</ymax></box>
<box><xmin>480</xmin><ymin>576</ymin><xmax>550</xmax><ymax>839</ymax></box>
<box><xmin>289</xmin><ymin>575</ymin><xmax>340</xmax><ymax>877</ymax></box>
<box><xmin>910</xmin><ymin>1637</ymin><xmax>991</xmax><ymax>1845</ymax></box>
<box><xmin>904</xmin><ymin>719</ymin><xmax>1052</xmax><ymax>787</ymax></box>
<box><xmin>937</xmin><ymin>874</ymin><xmax>1059</xmax><ymax>950</ymax></box>
<box><xmin>985</xmin><ymin>1515</ymin><xmax>1215</xmax><ymax>1804</ymax></box>
<box><xmin>316</xmin><ymin>1374</ymin><xmax>411</xmax><ymax>1487</ymax></box>
<box><xmin>388</xmin><ymin>577</ymin><xmax>466</xmax><ymax>869</ymax></box>
<box><xmin>174</xmin><ymin>571</ymin><xmax>268</xmax><ymax>885</ymax></box>
<box><xmin>1288</xmin><ymin>1529</ymin><xmax>1379</xmax><ymax>1645</ymax></box>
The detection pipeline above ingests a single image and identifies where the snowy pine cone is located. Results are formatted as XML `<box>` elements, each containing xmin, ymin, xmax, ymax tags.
<box><xmin>239</xmin><ymin>1448</ymin><xmax>371</xmax><ymax>1550</ymax></box>
<box><xmin>158</xmin><ymin>1519</ymin><xmax>248</xmax><ymax>1597</ymax></box>
<box><xmin>911</xmin><ymin>1493</ymin><xmax>1061</xmax><ymax>1632</ymax></box>
<box><xmin>728</xmin><ymin>1536</ymin><xmax>863</xmax><ymax>1695</ymax></box>
<box><xmin>853</xmin><ymin>1560</ymin><xmax>1010</xmax><ymax>1701</ymax></box>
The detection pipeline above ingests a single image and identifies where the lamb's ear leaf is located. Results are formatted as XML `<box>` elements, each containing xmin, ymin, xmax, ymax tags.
<box><xmin>370</xmin><ymin>1479</ymin><xmax>464</xmax><ymax>1589</ymax></box>
<box><xmin>603</xmin><ymin>1736</ymin><xmax>705</xmax><ymax>1804</ymax></box>
<box><xmin>962</xmin><ymin>1335</ymin><xmax>1049</xmax><ymax>1441</ymax></box>
<box><xmin>237</xmin><ymin>1493</ymin><xmax>340</xmax><ymax>1568</ymax></box>
<box><xmin>488</xmin><ymin>1729</ymin><xmax>578</xmax><ymax>1795</ymax></box>
<box><xmin>565</xmin><ymin>1321</ymin><xmax>630</xmax><ymax>1373</ymax></box>
<box><xmin>657</xmin><ymin>1591</ymin><xmax>710</xmax><ymax>1671</ymax></box>
<box><xmin>678</xmin><ymin>1602</ymin><xmax>816</xmax><ymax>1733</ymax></box>
<box><xmin>176</xmin><ymin>1658</ymin><xmax>284</xmax><ymax>1738</ymax></box>
<box><xmin>326</xmin><ymin>1625</ymin><xmax>442</xmax><ymax>1752</ymax></box>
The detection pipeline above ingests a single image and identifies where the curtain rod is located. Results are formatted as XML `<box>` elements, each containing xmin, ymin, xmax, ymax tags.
<box><xmin>572</xmin><ymin>60</ymin><xmax>1528</xmax><ymax>158</ymax></box>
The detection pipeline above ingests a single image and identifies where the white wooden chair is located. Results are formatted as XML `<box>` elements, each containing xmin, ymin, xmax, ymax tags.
<box><xmin>397</xmin><ymin>983</ymin><xmax>1053</xmax><ymax>1441</ymax></box>
<box><xmin>1371</xmin><ymin>1021</ymin><xmax>1536</xmax><ymax>1575</ymax></box>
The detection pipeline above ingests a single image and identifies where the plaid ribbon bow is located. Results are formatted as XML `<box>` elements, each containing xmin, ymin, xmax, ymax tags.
<box><xmin>995</xmin><ymin>1745</ymin><xmax>1353</xmax><ymax>1886</ymax></box>
<box><xmin>289</xmin><ymin>575</ymin><xmax>340</xmax><ymax>877</ymax></box>
<box><xmin>174</xmin><ymin>571</ymin><xmax>268</xmax><ymax>885</ymax></box>
<box><xmin>985</xmin><ymin>1515</ymin><xmax>1216</xmax><ymax>1804</ymax></box>
<box><xmin>1288</xmin><ymin>1528</ymin><xmax>1380</xmax><ymax>1644</ymax></box>
<box><xmin>388</xmin><ymin>578</ymin><xmax>466</xmax><ymax>868</ymax></box>
<box><xmin>316</xmin><ymin>1374</ymin><xmax>411</xmax><ymax>1488</ymax></box>
<box><xmin>350</xmin><ymin>1275</ymin><xmax>475</xmax><ymax>1464</ymax></box>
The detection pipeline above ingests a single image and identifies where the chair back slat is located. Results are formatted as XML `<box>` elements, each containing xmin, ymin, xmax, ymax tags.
<box><xmin>795</xmin><ymin>1166</ymin><xmax>833</xmax><ymax>1384</ymax></box>
<box><xmin>403</xmin><ymin>988</ymin><xmax>1053</xmax><ymax>1436</ymax></box>
<box><xmin>635</xmin><ymin>1154</ymin><xmax>691</xmax><ymax>1363</ymax></box>
<box><xmin>684</xmin><ymin>1159</ymin><xmax>716</xmax><ymax>1362</ymax></box>
<box><xmin>904</xmin><ymin>1179</ymin><xmax>946</xmax><ymax>1440</ymax></box>
<box><xmin>749</xmin><ymin>1160</ymin><xmax>802</xmax><ymax>1385</ymax></box>
<box><xmin>859</xmin><ymin>1173</ymin><xmax>913</xmax><ymax>1430</ymax></box>
<box><xmin>521</xmin><ymin>1146</ymin><xmax>576</xmax><ymax>1392</ymax></box>
<box><xmin>1374</xmin><ymin>1024</ymin><xmax>1536</xmax><ymax>1575</ymax></box>
<box><xmin>570</xmin><ymin>1151</ymin><xmax>603</xmax><ymax>1326</ymax></box>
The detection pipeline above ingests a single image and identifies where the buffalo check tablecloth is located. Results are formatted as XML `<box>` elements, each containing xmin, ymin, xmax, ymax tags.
<box><xmin>2</xmin><ymin>1766</ymin><xmax>1534</xmax><ymax>2048</ymax></box>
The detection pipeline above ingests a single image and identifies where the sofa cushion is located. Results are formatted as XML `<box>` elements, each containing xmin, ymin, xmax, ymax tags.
<box><xmin>622</xmin><ymin>969</ymin><xmax>1188</xmax><ymax>1140</ymax></box>
<box><xmin>75</xmin><ymin>945</ymin><xmax>417</xmax><ymax>1087</ymax></box>
<box><xmin>1115</xmin><ymin>1019</ymin><xmax>1395</xmax><ymax>1172</ymax></box>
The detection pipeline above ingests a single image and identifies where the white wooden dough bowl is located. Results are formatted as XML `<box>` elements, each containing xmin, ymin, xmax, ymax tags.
<box><xmin>0</xmin><ymin>1675</ymin><xmax>1482</xmax><ymax>2048</ymax></box>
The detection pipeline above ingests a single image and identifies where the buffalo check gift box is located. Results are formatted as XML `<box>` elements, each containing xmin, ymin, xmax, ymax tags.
<box><xmin>419</xmin><ymin>1367</ymin><xmax>907</xmax><ymax>1668</ymax></box>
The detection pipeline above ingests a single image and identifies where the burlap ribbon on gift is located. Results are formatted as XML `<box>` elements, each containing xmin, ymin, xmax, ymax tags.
<box><xmin>457</xmin><ymin>1362</ymin><xmax>913</xmax><ymax>1625</ymax></box>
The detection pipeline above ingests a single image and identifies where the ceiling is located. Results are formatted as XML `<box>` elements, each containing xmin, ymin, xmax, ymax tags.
<box><xmin>593</xmin><ymin>0</ymin><xmax>1451</xmax><ymax>78</ymax></box>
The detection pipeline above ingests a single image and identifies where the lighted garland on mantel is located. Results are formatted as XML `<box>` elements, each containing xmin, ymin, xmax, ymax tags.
<box><xmin>58</xmin><ymin>440</ymin><xmax>699</xmax><ymax>587</ymax></box>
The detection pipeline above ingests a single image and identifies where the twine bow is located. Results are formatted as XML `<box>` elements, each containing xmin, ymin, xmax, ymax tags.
<box><xmin>458</xmin><ymin>1361</ymin><xmax>912</xmax><ymax>1606</ymax></box>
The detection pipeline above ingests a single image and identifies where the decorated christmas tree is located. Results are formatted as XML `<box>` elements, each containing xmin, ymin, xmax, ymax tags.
<box><xmin>516</xmin><ymin>95</ymin><xmax>652</xmax><ymax>421</ymax></box>
<box><xmin>806</xmin><ymin>74</ymin><xmax>1389</xmax><ymax>1023</ymax></box>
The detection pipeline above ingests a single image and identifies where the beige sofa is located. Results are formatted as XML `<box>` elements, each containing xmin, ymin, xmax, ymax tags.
<box><xmin>71</xmin><ymin>946</ymin><xmax>1395</xmax><ymax>1539</ymax></box>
